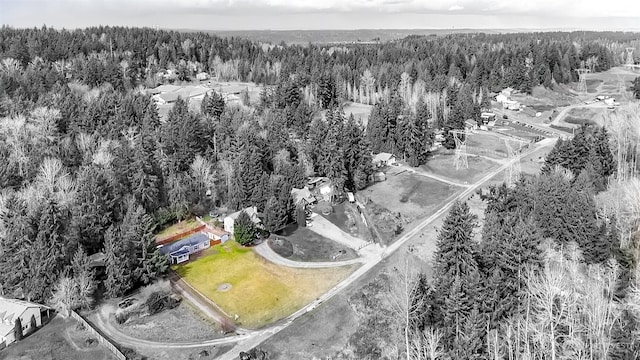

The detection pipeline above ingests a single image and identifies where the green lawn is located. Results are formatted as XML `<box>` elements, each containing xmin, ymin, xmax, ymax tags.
<box><xmin>173</xmin><ymin>241</ymin><xmax>356</xmax><ymax>328</ymax></box>
<box><xmin>156</xmin><ymin>218</ymin><xmax>200</xmax><ymax>239</ymax></box>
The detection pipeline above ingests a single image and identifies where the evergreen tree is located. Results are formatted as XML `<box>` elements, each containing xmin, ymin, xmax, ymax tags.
<box><xmin>104</xmin><ymin>226</ymin><xmax>133</xmax><ymax>298</ymax></box>
<box><xmin>234</xmin><ymin>211</ymin><xmax>256</xmax><ymax>246</ymax></box>
<box><xmin>201</xmin><ymin>91</ymin><xmax>226</xmax><ymax>120</ymax></box>
<box><xmin>431</xmin><ymin>201</ymin><xmax>480</xmax><ymax>330</ymax></box>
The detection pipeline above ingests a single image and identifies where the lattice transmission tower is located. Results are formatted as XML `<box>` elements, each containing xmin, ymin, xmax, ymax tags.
<box><xmin>626</xmin><ymin>48</ymin><xmax>635</xmax><ymax>67</ymax></box>
<box><xmin>449</xmin><ymin>129</ymin><xmax>469</xmax><ymax>170</ymax></box>
<box><xmin>503</xmin><ymin>138</ymin><xmax>529</xmax><ymax>187</ymax></box>
<box><xmin>576</xmin><ymin>68</ymin><xmax>590</xmax><ymax>93</ymax></box>
<box><xmin>618</xmin><ymin>75</ymin><xmax>628</xmax><ymax>99</ymax></box>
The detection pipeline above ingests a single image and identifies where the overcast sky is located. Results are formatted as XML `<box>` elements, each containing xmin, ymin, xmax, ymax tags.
<box><xmin>2</xmin><ymin>0</ymin><xmax>640</xmax><ymax>31</ymax></box>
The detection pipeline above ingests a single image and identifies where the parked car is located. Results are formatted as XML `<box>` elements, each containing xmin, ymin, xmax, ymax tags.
<box><xmin>118</xmin><ymin>297</ymin><xmax>136</xmax><ymax>309</ymax></box>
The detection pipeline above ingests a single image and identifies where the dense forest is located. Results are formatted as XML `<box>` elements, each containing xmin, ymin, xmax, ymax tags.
<box><xmin>1</xmin><ymin>26</ymin><xmax>640</xmax><ymax>359</ymax></box>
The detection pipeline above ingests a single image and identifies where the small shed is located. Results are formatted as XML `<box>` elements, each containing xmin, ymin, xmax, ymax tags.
<box><xmin>373</xmin><ymin>172</ymin><xmax>386</xmax><ymax>182</ymax></box>
<box><xmin>465</xmin><ymin>119</ymin><xmax>478</xmax><ymax>130</ymax></box>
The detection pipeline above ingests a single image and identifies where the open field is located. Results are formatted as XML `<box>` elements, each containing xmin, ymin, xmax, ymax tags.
<box><xmin>114</xmin><ymin>302</ymin><xmax>222</xmax><ymax>342</ymax></box>
<box><xmin>565</xmin><ymin>107</ymin><xmax>606</xmax><ymax>126</ymax></box>
<box><xmin>466</xmin><ymin>132</ymin><xmax>508</xmax><ymax>159</ymax></box>
<box><xmin>362</xmin><ymin>170</ymin><xmax>459</xmax><ymax>221</ymax></box>
<box><xmin>421</xmin><ymin>153</ymin><xmax>500</xmax><ymax>184</ymax></box>
<box><xmin>271</xmin><ymin>224</ymin><xmax>358</xmax><ymax>262</ymax></box>
<box><xmin>0</xmin><ymin>317</ymin><xmax>115</xmax><ymax>360</ymax></box>
<box><xmin>173</xmin><ymin>241</ymin><xmax>357</xmax><ymax>328</ymax></box>
<box><xmin>342</xmin><ymin>102</ymin><xmax>373</xmax><ymax>126</ymax></box>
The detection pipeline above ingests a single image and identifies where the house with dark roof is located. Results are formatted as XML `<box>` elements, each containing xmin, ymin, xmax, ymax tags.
<box><xmin>0</xmin><ymin>297</ymin><xmax>51</xmax><ymax>347</ymax></box>
<box><xmin>158</xmin><ymin>232</ymin><xmax>211</xmax><ymax>264</ymax></box>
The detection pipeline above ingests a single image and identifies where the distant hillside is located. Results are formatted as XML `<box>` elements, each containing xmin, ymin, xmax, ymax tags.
<box><xmin>175</xmin><ymin>28</ymin><xmax>513</xmax><ymax>44</ymax></box>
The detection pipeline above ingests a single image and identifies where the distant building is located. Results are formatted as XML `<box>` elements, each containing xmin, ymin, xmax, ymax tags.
<box><xmin>372</xmin><ymin>152</ymin><xmax>397</xmax><ymax>167</ymax></box>
<box><xmin>0</xmin><ymin>297</ymin><xmax>51</xmax><ymax>347</ymax></box>
<box><xmin>480</xmin><ymin>112</ymin><xmax>496</xmax><ymax>124</ymax></box>
<box><xmin>501</xmin><ymin>87</ymin><xmax>515</xmax><ymax>98</ymax></box>
<box><xmin>196</xmin><ymin>72</ymin><xmax>210</xmax><ymax>81</ymax></box>
<box><xmin>291</xmin><ymin>187</ymin><xmax>316</xmax><ymax>207</ymax></box>
<box><xmin>307</xmin><ymin>177</ymin><xmax>334</xmax><ymax>202</ymax></box>
<box><xmin>151</xmin><ymin>85</ymin><xmax>212</xmax><ymax>105</ymax></box>
<box><xmin>502</xmin><ymin>100</ymin><xmax>521</xmax><ymax>111</ymax></box>
<box><xmin>158</xmin><ymin>233</ymin><xmax>211</xmax><ymax>264</ymax></box>
<box><xmin>223</xmin><ymin>206</ymin><xmax>261</xmax><ymax>234</ymax></box>
<box><xmin>465</xmin><ymin>119</ymin><xmax>478</xmax><ymax>130</ymax></box>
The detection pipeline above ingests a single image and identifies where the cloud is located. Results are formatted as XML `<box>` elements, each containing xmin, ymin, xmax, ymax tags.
<box><xmin>3</xmin><ymin>0</ymin><xmax>640</xmax><ymax>30</ymax></box>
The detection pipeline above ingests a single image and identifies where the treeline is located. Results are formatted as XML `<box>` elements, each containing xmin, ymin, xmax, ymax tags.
<box><xmin>1</xmin><ymin>26</ymin><xmax>635</xmax><ymax>103</ymax></box>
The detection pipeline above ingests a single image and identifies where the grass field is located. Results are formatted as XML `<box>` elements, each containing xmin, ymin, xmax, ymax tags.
<box><xmin>342</xmin><ymin>102</ymin><xmax>373</xmax><ymax>126</ymax></box>
<box><xmin>173</xmin><ymin>241</ymin><xmax>357</xmax><ymax>328</ymax></box>
<box><xmin>422</xmin><ymin>153</ymin><xmax>500</xmax><ymax>183</ymax></box>
<box><xmin>0</xmin><ymin>317</ymin><xmax>115</xmax><ymax>360</ymax></box>
<box><xmin>114</xmin><ymin>302</ymin><xmax>223</xmax><ymax>342</ymax></box>
<box><xmin>363</xmin><ymin>171</ymin><xmax>459</xmax><ymax>221</ymax></box>
<box><xmin>155</xmin><ymin>218</ymin><xmax>200</xmax><ymax>240</ymax></box>
<box><xmin>466</xmin><ymin>132</ymin><xmax>509</xmax><ymax>159</ymax></box>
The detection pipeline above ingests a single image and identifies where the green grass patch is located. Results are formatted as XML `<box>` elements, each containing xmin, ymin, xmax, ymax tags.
<box><xmin>173</xmin><ymin>241</ymin><xmax>356</xmax><ymax>328</ymax></box>
<box><xmin>156</xmin><ymin>218</ymin><xmax>199</xmax><ymax>238</ymax></box>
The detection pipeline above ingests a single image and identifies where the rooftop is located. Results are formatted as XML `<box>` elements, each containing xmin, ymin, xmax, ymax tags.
<box><xmin>158</xmin><ymin>232</ymin><xmax>210</xmax><ymax>256</ymax></box>
<box><xmin>225</xmin><ymin>206</ymin><xmax>260</xmax><ymax>222</ymax></box>
<box><xmin>0</xmin><ymin>297</ymin><xmax>48</xmax><ymax>330</ymax></box>
<box><xmin>373</xmin><ymin>152</ymin><xmax>395</xmax><ymax>162</ymax></box>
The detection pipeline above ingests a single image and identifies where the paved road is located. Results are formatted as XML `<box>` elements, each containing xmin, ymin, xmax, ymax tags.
<box><xmin>95</xmin><ymin>138</ymin><xmax>555</xmax><ymax>358</ymax></box>
<box><xmin>307</xmin><ymin>214</ymin><xmax>369</xmax><ymax>250</ymax></box>
<box><xmin>93</xmin><ymin>305</ymin><xmax>256</xmax><ymax>349</ymax></box>
<box><xmin>253</xmin><ymin>242</ymin><xmax>368</xmax><ymax>268</ymax></box>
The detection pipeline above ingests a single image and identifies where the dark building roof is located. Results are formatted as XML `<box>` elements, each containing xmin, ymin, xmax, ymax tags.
<box><xmin>158</xmin><ymin>232</ymin><xmax>209</xmax><ymax>256</ymax></box>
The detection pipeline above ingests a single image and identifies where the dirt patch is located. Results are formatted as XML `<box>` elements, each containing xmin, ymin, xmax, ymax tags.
<box><xmin>363</xmin><ymin>170</ymin><xmax>460</xmax><ymax>222</ymax></box>
<box><xmin>112</xmin><ymin>302</ymin><xmax>223</xmax><ymax>342</ymax></box>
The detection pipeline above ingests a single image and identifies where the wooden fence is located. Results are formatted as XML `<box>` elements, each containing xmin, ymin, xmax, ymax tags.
<box><xmin>156</xmin><ymin>224</ymin><xmax>206</xmax><ymax>246</ymax></box>
<box><xmin>69</xmin><ymin>311</ymin><xmax>127</xmax><ymax>360</ymax></box>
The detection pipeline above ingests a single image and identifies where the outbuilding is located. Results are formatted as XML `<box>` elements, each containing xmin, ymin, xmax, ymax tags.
<box><xmin>372</xmin><ymin>152</ymin><xmax>397</xmax><ymax>167</ymax></box>
<box><xmin>158</xmin><ymin>233</ymin><xmax>211</xmax><ymax>264</ymax></box>
<box><xmin>223</xmin><ymin>206</ymin><xmax>261</xmax><ymax>234</ymax></box>
<box><xmin>0</xmin><ymin>297</ymin><xmax>51</xmax><ymax>347</ymax></box>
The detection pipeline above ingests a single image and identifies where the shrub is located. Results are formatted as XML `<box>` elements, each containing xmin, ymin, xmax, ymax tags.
<box><xmin>146</xmin><ymin>291</ymin><xmax>179</xmax><ymax>315</ymax></box>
